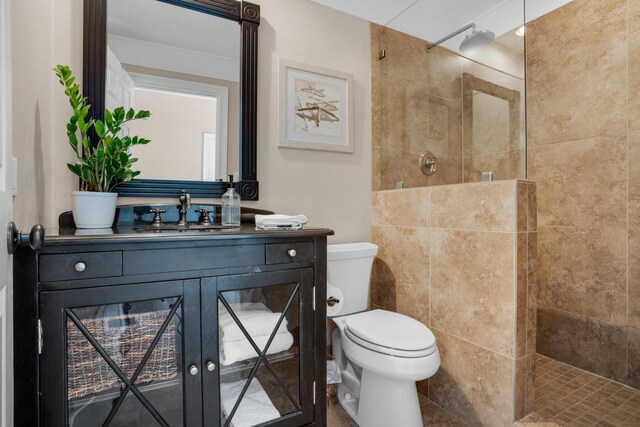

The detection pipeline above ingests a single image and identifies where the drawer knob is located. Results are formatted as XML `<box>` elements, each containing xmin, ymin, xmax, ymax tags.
<box><xmin>288</xmin><ymin>249</ymin><xmax>297</xmax><ymax>258</ymax></box>
<box><xmin>189</xmin><ymin>365</ymin><xmax>199</xmax><ymax>376</ymax></box>
<box><xmin>74</xmin><ymin>262</ymin><xmax>86</xmax><ymax>272</ymax></box>
<box><xmin>206</xmin><ymin>361</ymin><xmax>216</xmax><ymax>372</ymax></box>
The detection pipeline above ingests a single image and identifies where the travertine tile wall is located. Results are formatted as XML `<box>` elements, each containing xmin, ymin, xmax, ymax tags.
<box><xmin>527</xmin><ymin>0</ymin><xmax>640</xmax><ymax>388</ymax></box>
<box><xmin>371</xmin><ymin>25</ymin><xmax>463</xmax><ymax>190</ymax></box>
<box><xmin>371</xmin><ymin>24</ymin><xmax>525</xmax><ymax>190</ymax></box>
<box><xmin>371</xmin><ymin>180</ymin><xmax>537</xmax><ymax>426</ymax></box>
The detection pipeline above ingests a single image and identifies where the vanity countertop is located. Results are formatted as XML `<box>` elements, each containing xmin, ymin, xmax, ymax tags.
<box><xmin>43</xmin><ymin>225</ymin><xmax>334</xmax><ymax>246</ymax></box>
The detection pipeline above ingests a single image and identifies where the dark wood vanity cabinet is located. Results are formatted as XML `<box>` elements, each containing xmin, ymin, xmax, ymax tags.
<box><xmin>14</xmin><ymin>229</ymin><xmax>331</xmax><ymax>427</ymax></box>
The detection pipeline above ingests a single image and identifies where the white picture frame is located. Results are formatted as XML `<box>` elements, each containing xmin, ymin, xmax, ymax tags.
<box><xmin>278</xmin><ymin>59</ymin><xmax>354</xmax><ymax>153</ymax></box>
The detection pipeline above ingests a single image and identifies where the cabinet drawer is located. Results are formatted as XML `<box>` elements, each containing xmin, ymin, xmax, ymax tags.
<box><xmin>266</xmin><ymin>242</ymin><xmax>314</xmax><ymax>264</ymax></box>
<box><xmin>39</xmin><ymin>252</ymin><xmax>123</xmax><ymax>282</ymax></box>
<box><xmin>123</xmin><ymin>244</ymin><xmax>265</xmax><ymax>275</ymax></box>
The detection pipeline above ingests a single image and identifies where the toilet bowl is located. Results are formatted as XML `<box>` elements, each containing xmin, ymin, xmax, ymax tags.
<box><xmin>327</xmin><ymin>243</ymin><xmax>440</xmax><ymax>427</ymax></box>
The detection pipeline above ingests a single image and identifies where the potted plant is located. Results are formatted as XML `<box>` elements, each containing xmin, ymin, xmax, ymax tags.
<box><xmin>54</xmin><ymin>65</ymin><xmax>151</xmax><ymax>228</ymax></box>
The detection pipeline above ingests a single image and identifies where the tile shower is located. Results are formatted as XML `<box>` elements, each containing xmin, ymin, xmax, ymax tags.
<box><xmin>370</xmin><ymin>10</ymin><xmax>532</xmax><ymax>425</ymax></box>
<box><xmin>368</xmin><ymin>0</ymin><xmax>640</xmax><ymax>425</ymax></box>
<box><xmin>371</xmin><ymin>181</ymin><xmax>537</xmax><ymax>426</ymax></box>
<box><xmin>527</xmin><ymin>0</ymin><xmax>640</xmax><ymax>390</ymax></box>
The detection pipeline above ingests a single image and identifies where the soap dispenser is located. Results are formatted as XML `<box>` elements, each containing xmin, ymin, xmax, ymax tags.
<box><xmin>222</xmin><ymin>175</ymin><xmax>241</xmax><ymax>227</ymax></box>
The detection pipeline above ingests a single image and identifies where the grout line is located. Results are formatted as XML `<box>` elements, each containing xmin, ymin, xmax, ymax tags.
<box><xmin>536</xmin><ymin>224</ymin><xmax>628</xmax><ymax>231</ymax></box>
<box><xmin>434</xmin><ymin>327</ymin><xmax>517</xmax><ymax>360</ymax></box>
<box><xmin>372</xmin><ymin>223</ymin><xmax>526</xmax><ymax>234</ymax></box>
<box><xmin>627</xmin><ymin>0</ymin><xmax>631</xmax><ymax>392</ymax></box>
<box><xmin>537</xmin><ymin>305</ymin><xmax>626</xmax><ymax>328</ymax></box>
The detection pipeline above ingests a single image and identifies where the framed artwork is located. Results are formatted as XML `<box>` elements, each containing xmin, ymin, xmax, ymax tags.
<box><xmin>278</xmin><ymin>59</ymin><xmax>354</xmax><ymax>153</ymax></box>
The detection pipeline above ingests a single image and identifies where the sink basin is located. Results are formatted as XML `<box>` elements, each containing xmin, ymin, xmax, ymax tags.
<box><xmin>133</xmin><ymin>224</ymin><xmax>239</xmax><ymax>231</ymax></box>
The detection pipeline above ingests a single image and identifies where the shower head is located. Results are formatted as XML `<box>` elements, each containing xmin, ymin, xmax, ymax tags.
<box><xmin>426</xmin><ymin>23</ymin><xmax>495</xmax><ymax>53</ymax></box>
<box><xmin>459</xmin><ymin>28</ymin><xmax>495</xmax><ymax>52</ymax></box>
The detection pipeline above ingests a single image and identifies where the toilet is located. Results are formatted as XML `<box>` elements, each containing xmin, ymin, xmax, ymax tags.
<box><xmin>327</xmin><ymin>242</ymin><xmax>440</xmax><ymax>427</ymax></box>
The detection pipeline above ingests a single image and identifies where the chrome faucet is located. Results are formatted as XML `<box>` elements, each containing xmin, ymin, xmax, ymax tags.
<box><xmin>177</xmin><ymin>190</ymin><xmax>192</xmax><ymax>226</ymax></box>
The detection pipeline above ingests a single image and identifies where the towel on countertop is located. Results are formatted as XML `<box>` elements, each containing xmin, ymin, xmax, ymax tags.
<box><xmin>220</xmin><ymin>378</ymin><xmax>280</xmax><ymax>427</ymax></box>
<box><xmin>218</xmin><ymin>302</ymin><xmax>289</xmax><ymax>343</ymax></box>
<box><xmin>219</xmin><ymin>331</ymin><xmax>294</xmax><ymax>366</ymax></box>
<box><xmin>255</xmin><ymin>214</ymin><xmax>308</xmax><ymax>230</ymax></box>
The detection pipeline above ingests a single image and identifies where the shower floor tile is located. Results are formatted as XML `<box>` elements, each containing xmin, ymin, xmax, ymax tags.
<box><xmin>517</xmin><ymin>354</ymin><xmax>640</xmax><ymax>427</ymax></box>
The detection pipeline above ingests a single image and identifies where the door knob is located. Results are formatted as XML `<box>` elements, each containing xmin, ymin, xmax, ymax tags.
<box><xmin>288</xmin><ymin>249</ymin><xmax>297</xmax><ymax>257</ymax></box>
<box><xmin>7</xmin><ymin>222</ymin><xmax>45</xmax><ymax>254</ymax></box>
<box><xmin>206</xmin><ymin>361</ymin><xmax>216</xmax><ymax>372</ymax></box>
<box><xmin>189</xmin><ymin>364</ymin><xmax>199</xmax><ymax>376</ymax></box>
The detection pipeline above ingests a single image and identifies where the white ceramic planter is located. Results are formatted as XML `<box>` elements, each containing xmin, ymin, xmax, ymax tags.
<box><xmin>71</xmin><ymin>191</ymin><xmax>118</xmax><ymax>229</ymax></box>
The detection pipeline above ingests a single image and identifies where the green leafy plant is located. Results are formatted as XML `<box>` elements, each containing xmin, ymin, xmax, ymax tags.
<box><xmin>54</xmin><ymin>64</ymin><xmax>151</xmax><ymax>192</ymax></box>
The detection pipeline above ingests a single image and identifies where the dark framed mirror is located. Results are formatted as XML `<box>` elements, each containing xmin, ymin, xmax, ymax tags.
<box><xmin>83</xmin><ymin>0</ymin><xmax>260</xmax><ymax>200</ymax></box>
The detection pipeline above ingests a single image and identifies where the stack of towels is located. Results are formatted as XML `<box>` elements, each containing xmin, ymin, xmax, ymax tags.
<box><xmin>255</xmin><ymin>214</ymin><xmax>308</xmax><ymax>231</ymax></box>
<box><xmin>218</xmin><ymin>302</ymin><xmax>294</xmax><ymax>366</ymax></box>
<box><xmin>221</xmin><ymin>378</ymin><xmax>280</xmax><ymax>427</ymax></box>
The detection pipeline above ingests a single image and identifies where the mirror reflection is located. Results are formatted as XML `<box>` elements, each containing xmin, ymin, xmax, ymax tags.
<box><xmin>107</xmin><ymin>0</ymin><xmax>241</xmax><ymax>182</ymax></box>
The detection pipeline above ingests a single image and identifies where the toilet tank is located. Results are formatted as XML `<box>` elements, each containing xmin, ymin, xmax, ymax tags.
<box><xmin>327</xmin><ymin>242</ymin><xmax>378</xmax><ymax>317</ymax></box>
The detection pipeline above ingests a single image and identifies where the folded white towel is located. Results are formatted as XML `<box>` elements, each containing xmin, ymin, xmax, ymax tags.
<box><xmin>220</xmin><ymin>331</ymin><xmax>294</xmax><ymax>366</ymax></box>
<box><xmin>220</xmin><ymin>378</ymin><xmax>280</xmax><ymax>427</ymax></box>
<box><xmin>218</xmin><ymin>302</ymin><xmax>289</xmax><ymax>343</ymax></box>
<box><xmin>255</xmin><ymin>214</ymin><xmax>308</xmax><ymax>229</ymax></box>
<box><xmin>255</xmin><ymin>224</ymin><xmax>302</xmax><ymax>231</ymax></box>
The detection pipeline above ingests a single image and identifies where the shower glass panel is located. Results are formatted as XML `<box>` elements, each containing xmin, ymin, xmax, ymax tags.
<box><xmin>372</xmin><ymin>0</ymin><xmax>526</xmax><ymax>190</ymax></box>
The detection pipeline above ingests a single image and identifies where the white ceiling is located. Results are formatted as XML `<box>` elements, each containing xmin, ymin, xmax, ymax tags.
<box><xmin>108</xmin><ymin>0</ymin><xmax>240</xmax><ymax>60</ymax></box>
<box><xmin>311</xmin><ymin>0</ymin><xmax>572</xmax><ymax>51</ymax></box>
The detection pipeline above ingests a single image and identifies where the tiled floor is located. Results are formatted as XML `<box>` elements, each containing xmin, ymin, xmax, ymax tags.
<box><xmin>328</xmin><ymin>354</ymin><xmax>640</xmax><ymax>427</ymax></box>
<box><xmin>327</xmin><ymin>392</ymin><xmax>465</xmax><ymax>426</ymax></box>
<box><xmin>517</xmin><ymin>354</ymin><xmax>640</xmax><ymax>426</ymax></box>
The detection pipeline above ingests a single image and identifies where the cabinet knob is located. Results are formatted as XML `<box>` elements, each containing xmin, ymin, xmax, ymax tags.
<box><xmin>189</xmin><ymin>365</ymin><xmax>199</xmax><ymax>376</ymax></box>
<box><xmin>288</xmin><ymin>249</ymin><xmax>297</xmax><ymax>258</ymax></box>
<box><xmin>74</xmin><ymin>262</ymin><xmax>86</xmax><ymax>272</ymax></box>
<box><xmin>206</xmin><ymin>361</ymin><xmax>216</xmax><ymax>372</ymax></box>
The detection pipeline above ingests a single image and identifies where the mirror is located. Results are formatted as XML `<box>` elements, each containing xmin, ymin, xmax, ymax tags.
<box><xmin>83</xmin><ymin>0</ymin><xmax>260</xmax><ymax>199</ymax></box>
<box><xmin>107</xmin><ymin>0</ymin><xmax>240</xmax><ymax>182</ymax></box>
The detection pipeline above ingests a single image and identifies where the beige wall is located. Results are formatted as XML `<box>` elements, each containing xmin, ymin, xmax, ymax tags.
<box><xmin>250</xmin><ymin>0</ymin><xmax>371</xmax><ymax>242</ymax></box>
<box><xmin>123</xmin><ymin>64</ymin><xmax>241</xmax><ymax>175</ymax></box>
<box><xmin>129</xmin><ymin>89</ymin><xmax>216</xmax><ymax>181</ymax></box>
<box><xmin>11</xmin><ymin>0</ymin><xmax>371</xmax><ymax>244</ymax></box>
<box><xmin>527</xmin><ymin>0</ymin><xmax>640</xmax><ymax>388</ymax></box>
<box><xmin>11</xmin><ymin>0</ymin><xmax>80</xmax><ymax>230</ymax></box>
<box><xmin>371</xmin><ymin>180</ymin><xmax>537</xmax><ymax>425</ymax></box>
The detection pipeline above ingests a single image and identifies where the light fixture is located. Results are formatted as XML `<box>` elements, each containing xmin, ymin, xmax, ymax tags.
<box><xmin>516</xmin><ymin>25</ymin><xmax>525</xmax><ymax>37</ymax></box>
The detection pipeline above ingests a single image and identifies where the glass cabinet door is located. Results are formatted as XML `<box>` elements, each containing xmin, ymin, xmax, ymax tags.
<box><xmin>40</xmin><ymin>280</ymin><xmax>202</xmax><ymax>427</ymax></box>
<box><xmin>201</xmin><ymin>269</ymin><xmax>315</xmax><ymax>427</ymax></box>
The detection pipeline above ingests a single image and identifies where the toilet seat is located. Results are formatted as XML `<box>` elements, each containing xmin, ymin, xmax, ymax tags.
<box><xmin>343</xmin><ymin>310</ymin><xmax>437</xmax><ymax>358</ymax></box>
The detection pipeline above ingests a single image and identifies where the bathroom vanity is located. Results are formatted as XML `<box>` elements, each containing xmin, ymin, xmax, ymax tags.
<box><xmin>12</xmin><ymin>213</ymin><xmax>332</xmax><ymax>426</ymax></box>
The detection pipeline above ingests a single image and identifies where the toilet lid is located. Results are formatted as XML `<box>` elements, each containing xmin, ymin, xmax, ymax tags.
<box><xmin>344</xmin><ymin>310</ymin><xmax>436</xmax><ymax>355</ymax></box>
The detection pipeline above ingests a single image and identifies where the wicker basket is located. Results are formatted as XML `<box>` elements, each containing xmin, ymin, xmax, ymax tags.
<box><xmin>67</xmin><ymin>309</ymin><xmax>179</xmax><ymax>400</ymax></box>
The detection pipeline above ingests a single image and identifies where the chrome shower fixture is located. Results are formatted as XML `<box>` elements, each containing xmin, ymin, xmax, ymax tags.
<box><xmin>426</xmin><ymin>23</ymin><xmax>495</xmax><ymax>53</ymax></box>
